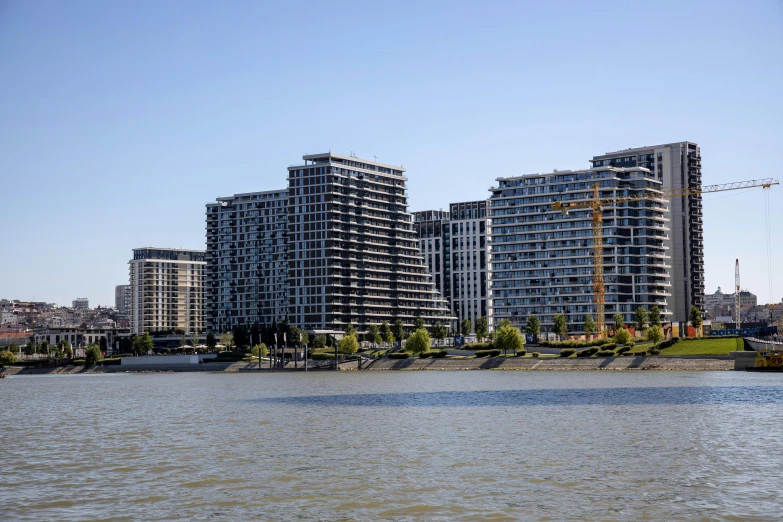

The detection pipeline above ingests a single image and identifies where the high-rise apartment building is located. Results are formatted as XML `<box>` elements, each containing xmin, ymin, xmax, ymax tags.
<box><xmin>591</xmin><ymin>142</ymin><xmax>703</xmax><ymax>322</ymax></box>
<box><xmin>286</xmin><ymin>152</ymin><xmax>454</xmax><ymax>333</ymax></box>
<box><xmin>205</xmin><ymin>190</ymin><xmax>289</xmax><ymax>332</ymax></box>
<box><xmin>128</xmin><ymin>247</ymin><xmax>206</xmax><ymax>334</ymax></box>
<box><xmin>114</xmin><ymin>285</ymin><xmax>129</xmax><ymax>314</ymax></box>
<box><xmin>72</xmin><ymin>298</ymin><xmax>89</xmax><ymax>310</ymax></box>
<box><xmin>414</xmin><ymin>201</ymin><xmax>491</xmax><ymax>333</ymax></box>
<box><xmin>489</xmin><ymin>166</ymin><xmax>672</xmax><ymax>333</ymax></box>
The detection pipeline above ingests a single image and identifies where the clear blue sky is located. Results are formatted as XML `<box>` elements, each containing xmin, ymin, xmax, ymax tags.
<box><xmin>1</xmin><ymin>0</ymin><xmax>781</xmax><ymax>307</ymax></box>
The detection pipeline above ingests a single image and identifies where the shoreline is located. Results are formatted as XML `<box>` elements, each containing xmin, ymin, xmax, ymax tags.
<box><xmin>1</xmin><ymin>355</ymin><xmax>735</xmax><ymax>375</ymax></box>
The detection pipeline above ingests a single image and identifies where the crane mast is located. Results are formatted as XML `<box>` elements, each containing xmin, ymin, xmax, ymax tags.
<box><xmin>735</xmin><ymin>259</ymin><xmax>741</xmax><ymax>331</ymax></box>
<box><xmin>553</xmin><ymin>178</ymin><xmax>778</xmax><ymax>338</ymax></box>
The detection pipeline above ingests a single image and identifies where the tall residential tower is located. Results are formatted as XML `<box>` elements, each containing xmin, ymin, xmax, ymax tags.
<box><xmin>591</xmin><ymin>142</ymin><xmax>703</xmax><ymax>322</ymax></box>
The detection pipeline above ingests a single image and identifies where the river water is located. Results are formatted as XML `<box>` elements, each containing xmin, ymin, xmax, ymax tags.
<box><xmin>2</xmin><ymin>371</ymin><xmax>782</xmax><ymax>521</ymax></box>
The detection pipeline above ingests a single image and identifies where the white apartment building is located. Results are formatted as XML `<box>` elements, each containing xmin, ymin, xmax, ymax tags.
<box><xmin>591</xmin><ymin>142</ymin><xmax>703</xmax><ymax>322</ymax></box>
<box><xmin>489</xmin><ymin>166</ymin><xmax>672</xmax><ymax>333</ymax></box>
<box><xmin>128</xmin><ymin>247</ymin><xmax>206</xmax><ymax>335</ymax></box>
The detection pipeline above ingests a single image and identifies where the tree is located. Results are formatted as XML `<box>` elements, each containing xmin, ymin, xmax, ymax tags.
<box><xmin>414</xmin><ymin>316</ymin><xmax>425</xmax><ymax>330</ymax></box>
<box><xmin>616</xmin><ymin>327</ymin><xmax>631</xmax><ymax>345</ymax></box>
<box><xmin>85</xmin><ymin>344</ymin><xmax>103</xmax><ymax>366</ymax></box>
<box><xmin>206</xmin><ymin>332</ymin><xmax>217</xmax><ymax>351</ymax></box>
<box><xmin>299</xmin><ymin>331</ymin><xmax>310</xmax><ymax>347</ymax></box>
<box><xmin>690</xmin><ymin>305</ymin><xmax>703</xmax><ymax>332</ymax></box>
<box><xmin>367</xmin><ymin>324</ymin><xmax>381</xmax><ymax>346</ymax></box>
<box><xmin>552</xmin><ymin>314</ymin><xmax>568</xmax><ymax>339</ymax></box>
<box><xmin>380</xmin><ymin>321</ymin><xmax>393</xmax><ymax>344</ymax></box>
<box><xmin>634</xmin><ymin>307</ymin><xmax>648</xmax><ymax>333</ymax></box>
<box><xmin>250</xmin><ymin>323</ymin><xmax>261</xmax><ymax>347</ymax></box>
<box><xmin>392</xmin><ymin>320</ymin><xmax>405</xmax><ymax>345</ymax></box>
<box><xmin>432</xmin><ymin>322</ymin><xmax>448</xmax><ymax>347</ymax></box>
<box><xmin>220</xmin><ymin>332</ymin><xmax>234</xmax><ymax>350</ymax></box>
<box><xmin>461</xmin><ymin>318</ymin><xmax>472</xmax><ymax>337</ymax></box>
<box><xmin>232</xmin><ymin>324</ymin><xmax>251</xmax><ymax>350</ymax></box>
<box><xmin>251</xmin><ymin>343</ymin><xmax>268</xmax><ymax>357</ymax></box>
<box><xmin>24</xmin><ymin>341</ymin><xmax>35</xmax><ymax>356</ymax></box>
<box><xmin>344</xmin><ymin>324</ymin><xmax>356</xmax><ymax>337</ymax></box>
<box><xmin>37</xmin><ymin>339</ymin><xmax>49</xmax><ymax>355</ymax></box>
<box><xmin>525</xmin><ymin>315</ymin><xmax>540</xmax><ymax>336</ymax></box>
<box><xmin>613</xmin><ymin>313</ymin><xmax>624</xmax><ymax>333</ymax></box>
<box><xmin>649</xmin><ymin>306</ymin><xmax>661</xmax><ymax>327</ymax></box>
<box><xmin>191</xmin><ymin>332</ymin><xmax>199</xmax><ymax>350</ymax></box>
<box><xmin>0</xmin><ymin>349</ymin><xmax>16</xmax><ymax>366</ymax></box>
<box><xmin>57</xmin><ymin>339</ymin><xmax>73</xmax><ymax>359</ymax></box>
<box><xmin>405</xmin><ymin>328</ymin><xmax>430</xmax><ymax>354</ymax></box>
<box><xmin>647</xmin><ymin>325</ymin><xmax>664</xmax><ymax>345</ymax></box>
<box><xmin>312</xmin><ymin>335</ymin><xmax>326</xmax><ymax>349</ymax></box>
<box><xmin>338</xmin><ymin>334</ymin><xmax>359</xmax><ymax>354</ymax></box>
<box><xmin>134</xmin><ymin>332</ymin><xmax>154</xmax><ymax>355</ymax></box>
<box><xmin>494</xmin><ymin>323</ymin><xmax>524</xmax><ymax>356</ymax></box>
<box><xmin>583</xmin><ymin>315</ymin><xmax>595</xmax><ymax>337</ymax></box>
<box><xmin>99</xmin><ymin>337</ymin><xmax>108</xmax><ymax>353</ymax></box>
<box><xmin>476</xmin><ymin>316</ymin><xmax>489</xmax><ymax>342</ymax></box>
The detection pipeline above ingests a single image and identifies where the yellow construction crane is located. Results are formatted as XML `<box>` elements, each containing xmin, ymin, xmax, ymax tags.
<box><xmin>553</xmin><ymin>178</ymin><xmax>779</xmax><ymax>338</ymax></box>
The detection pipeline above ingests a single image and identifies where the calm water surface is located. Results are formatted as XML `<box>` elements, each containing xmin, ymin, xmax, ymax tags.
<box><xmin>2</xmin><ymin>371</ymin><xmax>782</xmax><ymax>521</ymax></box>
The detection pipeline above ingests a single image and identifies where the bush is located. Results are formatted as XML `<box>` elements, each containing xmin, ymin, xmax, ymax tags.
<box><xmin>649</xmin><ymin>348</ymin><xmax>661</xmax><ymax>356</ymax></box>
<box><xmin>516</xmin><ymin>350</ymin><xmax>527</xmax><ymax>357</ymax></box>
<box><xmin>602</xmin><ymin>343</ymin><xmax>617</xmax><ymax>351</ymax></box>
<box><xmin>85</xmin><ymin>345</ymin><xmax>103</xmax><ymax>366</ymax></box>
<box><xmin>475</xmin><ymin>349</ymin><xmax>501</xmax><ymax>357</ymax></box>
<box><xmin>532</xmin><ymin>352</ymin><xmax>540</xmax><ymax>358</ymax></box>
<box><xmin>311</xmin><ymin>352</ymin><xmax>336</xmax><ymax>361</ymax></box>
<box><xmin>72</xmin><ymin>358</ymin><xmax>86</xmax><ymax>365</ymax></box>
<box><xmin>213</xmin><ymin>351</ymin><xmax>248</xmax><ymax>362</ymax></box>
<box><xmin>626</xmin><ymin>341</ymin><xmax>635</xmax><ymax>348</ymax></box>
<box><xmin>462</xmin><ymin>343</ymin><xmax>493</xmax><ymax>350</ymax></box>
<box><xmin>99</xmin><ymin>358</ymin><xmax>122</xmax><ymax>366</ymax></box>
<box><xmin>596</xmin><ymin>350</ymin><xmax>616</xmax><ymax>357</ymax></box>
<box><xmin>388</xmin><ymin>352</ymin><xmax>409</xmax><ymax>359</ymax></box>
<box><xmin>405</xmin><ymin>329</ymin><xmax>431</xmax><ymax>354</ymax></box>
<box><xmin>559</xmin><ymin>348</ymin><xmax>576</xmax><ymax>358</ymax></box>
<box><xmin>636</xmin><ymin>350</ymin><xmax>648</xmax><ymax>356</ymax></box>
<box><xmin>419</xmin><ymin>350</ymin><xmax>447</xmax><ymax>359</ymax></box>
<box><xmin>0</xmin><ymin>350</ymin><xmax>16</xmax><ymax>366</ymax></box>
<box><xmin>616</xmin><ymin>328</ymin><xmax>631</xmax><ymax>345</ymax></box>
<box><xmin>616</xmin><ymin>346</ymin><xmax>631</xmax><ymax>355</ymax></box>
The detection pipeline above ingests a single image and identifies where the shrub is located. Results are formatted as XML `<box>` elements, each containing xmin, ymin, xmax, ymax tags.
<box><xmin>0</xmin><ymin>350</ymin><xmax>16</xmax><ymax>366</ymax></box>
<box><xmin>462</xmin><ymin>343</ymin><xmax>492</xmax><ymax>350</ymax></box>
<box><xmin>616</xmin><ymin>328</ymin><xmax>631</xmax><ymax>345</ymax></box>
<box><xmin>626</xmin><ymin>341</ymin><xmax>635</xmax><ymax>348</ymax></box>
<box><xmin>419</xmin><ymin>350</ymin><xmax>447</xmax><ymax>359</ymax></box>
<box><xmin>72</xmin><ymin>358</ymin><xmax>86</xmax><ymax>365</ymax></box>
<box><xmin>602</xmin><ymin>343</ymin><xmax>617</xmax><ymax>351</ymax></box>
<box><xmin>649</xmin><ymin>348</ymin><xmax>661</xmax><ymax>356</ymax></box>
<box><xmin>616</xmin><ymin>346</ymin><xmax>631</xmax><ymax>355</ymax></box>
<box><xmin>338</xmin><ymin>334</ymin><xmax>359</xmax><ymax>354</ymax></box>
<box><xmin>388</xmin><ymin>352</ymin><xmax>409</xmax><ymax>359</ymax></box>
<box><xmin>475</xmin><ymin>349</ymin><xmax>501</xmax><ymax>357</ymax></box>
<box><xmin>311</xmin><ymin>352</ymin><xmax>336</xmax><ymax>361</ymax></box>
<box><xmin>85</xmin><ymin>345</ymin><xmax>103</xmax><ymax>366</ymax></box>
<box><xmin>559</xmin><ymin>348</ymin><xmax>576</xmax><ymax>358</ymax></box>
<box><xmin>405</xmin><ymin>329</ymin><xmax>431</xmax><ymax>354</ymax></box>
<box><xmin>540</xmin><ymin>341</ymin><xmax>550</xmax><ymax>347</ymax></box>
<box><xmin>596</xmin><ymin>350</ymin><xmax>616</xmax><ymax>357</ymax></box>
<box><xmin>516</xmin><ymin>350</ymin><xmax>527</xmax><ymax>357</ymax></box>
<box><xmin>99</xmin><ymin>358</ymin><xmax>122</xmax><ymax>366</ymax></box>
<box><xmin>432</xmin><ymin>350</ymin><xmax>447</xmax><ymax>358</ymax></box>
<box><xmin>532</xmin><ymin>352</ymin><xmax>540</xmax><ymax>358</ymax></box>
<box><xmin>214</xmin><ymin>351</ymin><xmax>247</xmax><ymax>362</ymax></box>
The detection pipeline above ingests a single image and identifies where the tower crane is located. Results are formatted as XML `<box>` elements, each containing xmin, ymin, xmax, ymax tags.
<box><xmin>553</xmin><ymin>178</ymin><xmax>779</xmax><ymax>338</ymax></box>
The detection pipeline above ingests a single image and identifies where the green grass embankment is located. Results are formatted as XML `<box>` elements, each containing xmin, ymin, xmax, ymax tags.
<box><xmin>660</xmin><ymin>337</ymin><xmax>744</xmax><ymax>356</ymax></box>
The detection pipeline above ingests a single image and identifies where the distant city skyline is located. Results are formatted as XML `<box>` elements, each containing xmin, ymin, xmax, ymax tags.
<box><xmin>1</xmin><ymin>0</ymin><xmax>781</xmax><ymax>307</ymax></box>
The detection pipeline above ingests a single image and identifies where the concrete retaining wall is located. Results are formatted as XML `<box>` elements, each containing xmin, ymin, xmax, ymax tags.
<box><xmin>121</xmin><ymin>355</ymin><xmax>200</xmax><ymax>366</ymax></box>
<box><xmin>365</xmin><ymin>356</ymin><xmax>733</xmax><ymax>371</ymax></box>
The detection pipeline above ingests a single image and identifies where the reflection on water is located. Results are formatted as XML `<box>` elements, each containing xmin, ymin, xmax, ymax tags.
<box><xmin>1</xmin><ymin>371</ymin><xmax>782</xmax><ymax>521</ymax></box>
<box><xmin>256</xmin><ymin>385</ymin><xmax>783</xmax><ymax>407</ymax></box>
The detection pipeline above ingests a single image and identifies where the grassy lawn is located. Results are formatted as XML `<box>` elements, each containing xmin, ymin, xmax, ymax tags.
<box><xmin>661</xmin><ymin>337</ymin><xmax>744</xmax><ymax>356</ymax></box>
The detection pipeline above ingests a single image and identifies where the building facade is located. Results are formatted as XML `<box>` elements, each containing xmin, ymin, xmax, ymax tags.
<box><xmin>414</xmin><ymin>201</ymin><xmax>491</xmax><ymax>333</ymax></box>
<box><xmin>205</xmin><ymin>189</ymin><xmax>289</xmax><ymax>333</ymax></box>
<box><xmin>489</xmin><ymin>166</ymin><xmax>672</xmax><ymax>334</ymax></box>
<box><xmin>591</xmin><ymin>142</ymin><xmax>703</xmax><ymax>322</ymax></box>
<box><xmin>286</xmin><ymin>152</ymin><xmax>454</xmax><ymax>333</ymax></box>
<box><xmin>114</xmin><ymin>285</ymin><xmax>130</xmax><ymax>314</ymax></box>
<box><xmin>72</xmin><ymin>298</ymin><xmax>89</xmax><ymax>310</ymax></box>
<box><xmin>128</xmin><ymin>247</ymin><xmax>206</xmax><ymax>335</ymax></box>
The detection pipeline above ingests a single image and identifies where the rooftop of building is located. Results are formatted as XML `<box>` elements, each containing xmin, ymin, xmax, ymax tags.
<box><xmin>293</xmin><ymin>152</ymin><xmax>406</xmax><ymax>174</ymax></box>
<box><xmin>592</xmin><ymin>141</ymin><xmax>698</xmax><ymax>159</ymax></box>
<box><xmin>132</xmin><ymin>247</ymin><xmax>205</xmax><ymax>253</ymax></box>
<box><xmin>493</xmin><ymin>165</ymin><xmax>654</xmax><ymax>183</ymax></box>
<box><xmin>212</xmin><ymin>188</ymin><xmax>288</xmax><ymax>204</ymax></box>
